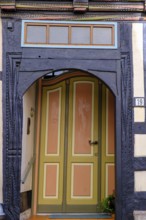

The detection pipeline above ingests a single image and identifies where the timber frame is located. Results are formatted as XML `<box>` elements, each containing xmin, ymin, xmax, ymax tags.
<box><xmin>1</xmin><ymin>1</ymin><xmax>146</xmax><ymax>220</ymax></box>
<box><xmin>1</xmin><ymin>0</ymin><xmax>146</xmax><ymax>21</ymax></box>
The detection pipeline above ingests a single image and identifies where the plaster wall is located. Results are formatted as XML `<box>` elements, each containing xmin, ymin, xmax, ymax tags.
<box><xmin>133</xmin><ymin>24</ymin><xmax>146</xmax><ymax>192</ymax></box>
<box><xmin>0</xmin><ymin>11</ymin><xmax>3</xmax><ymax>203</ymax></box>
<box><xmin>134</xmin><ymin>171</ymin><xmax>146</xmax><ymax>191</ymax></box>
<box><xmin>21</xmin><ymin>84</ymin><xmax>36</xmax><ymax>192</ymax></box>
<box><xmin>132</xmin><ymin>23</ymin><xmax>145</xmax><ymax>122</ymax></box>
<box><xmin>134</xmin><ymin>134</ymin><xmax>146</xmax><ymax>157</ymax></box>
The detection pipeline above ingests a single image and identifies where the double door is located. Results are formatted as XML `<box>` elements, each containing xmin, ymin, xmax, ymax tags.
<box><xmin>38</xmin><ymin>77</ymin><xmax>99</xmax><ymax>212</ymax></box>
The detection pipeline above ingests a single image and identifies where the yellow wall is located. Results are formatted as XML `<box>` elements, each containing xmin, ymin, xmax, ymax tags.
<box><xmin>132</xmin><ymin>23</ymin><xmax>145</xmax><ymax>122</ymax></box>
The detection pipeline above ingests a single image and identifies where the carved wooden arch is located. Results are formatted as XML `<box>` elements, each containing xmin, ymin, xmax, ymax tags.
<box><xmin>19</xmin><ymin>68</ymin><xmax>117</xmax><ymax>98</ymax></box>
<box><xmin>3</xmin><ymin>48</ymin><xmax>133</xmax><ymax>220</ymax></box>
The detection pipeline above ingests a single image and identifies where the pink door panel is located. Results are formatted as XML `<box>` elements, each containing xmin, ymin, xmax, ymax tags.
<box><xmin>46</xmin><ymin>89</ymin><xmax>60</xmax><ymax>155</ymax></box>
<box><xmin>73</xmin><ymin>82</ymin><xmax>93</xmax><ymax>155</ymax></box>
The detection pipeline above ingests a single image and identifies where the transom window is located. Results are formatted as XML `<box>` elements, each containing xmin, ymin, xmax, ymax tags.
<box><xmin>22</xmin><ymin>21</ymin><xmax>117</xmax><ymax>49</ymax></box>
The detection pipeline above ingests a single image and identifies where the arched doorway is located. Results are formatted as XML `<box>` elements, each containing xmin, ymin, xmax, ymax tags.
<box><xmin>31</xmin><ymin>70</ymin><xmax>115</xmax><ymax>214</ymax></box>
<box><xmin>3</xmin><ymin>27</ymin><xmax>132</xmax><ymax>219</ymax></box>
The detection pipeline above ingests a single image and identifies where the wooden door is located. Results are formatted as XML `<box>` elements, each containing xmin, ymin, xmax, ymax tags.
<box><xmin>37</xmin><ymin>77</ymin><xmax>99</xmax><ymax>213</ymax></box>
<box><xmin>38</xmin><ymin>81</ymin><xmax>66</xmax><ymax>212</ymax></box>
<box><xmin>66</xmin><ymin>78</ymin><xmax>98</xmax><ymax>212</ymax></box>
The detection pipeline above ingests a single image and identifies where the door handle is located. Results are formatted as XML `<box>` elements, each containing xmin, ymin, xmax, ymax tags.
<box><xmin>89</xmin><ymin>140</ymin><xmax>98</xmax><ymax>145</ymax></box>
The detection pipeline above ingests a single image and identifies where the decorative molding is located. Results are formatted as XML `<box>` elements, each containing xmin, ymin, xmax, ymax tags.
<box><xmin>1</xmin><ymin>12</ymin><xmax>146</xmax><ymax>21</ymax></box>
<box><xmin>89</xmin><ymin>3</ymin><xmax>143</xmax><ymax>12</ymax></box>
<box><xmin>15</xmin><ymin>2</ymin><xmax>73</xmax><ymax>11</ymax></box>
<box><xmin>121</xmin><ymin>52</ymin><xmax>134</xmax><ymax>217</ymax></box>
<box><xmin>0</xmin><ymin>0</ymin><xmax>15</xmax><ymax>10</ymax></box>
<box><xmin>121</xmin><ymin>53</ymin><xmax>133</xmax><ymax>193</ymax></box>
<box><xmin>3</xmin><ymin>53</ymin><xmax>22</xmax><ymax>220</ymax></box>
<box><xmin>0</xmin><ymin>0</ymin><xmax>145</xmax><ymax>20</ymax></box>
<box><xmin>0</xmin><ymin>0</ymin><xmax>145</xmax><ymax>14</ymax></box>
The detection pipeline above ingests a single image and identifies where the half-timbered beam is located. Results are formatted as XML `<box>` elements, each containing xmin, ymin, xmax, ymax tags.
<box><xmin>0</xmin><ymin>0</ymin><xmax>145</xmax><ymax>13</ymax></box>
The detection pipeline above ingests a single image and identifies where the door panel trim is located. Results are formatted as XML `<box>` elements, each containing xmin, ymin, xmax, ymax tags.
<box><xmin>45</xmin><ymin>88</ymin><xmax>61</xmax><ymax>156</ymax></box>
<box><xmin>38</xmin><ymin>81</ymin><xmax>66</xmax><ymax>206</ymax></box>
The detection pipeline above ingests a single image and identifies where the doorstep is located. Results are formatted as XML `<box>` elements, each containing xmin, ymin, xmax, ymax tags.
<box><xmin>28</xmin><ymin>215</ymin><xmax>115</xmax><ymax>220</ymax></box>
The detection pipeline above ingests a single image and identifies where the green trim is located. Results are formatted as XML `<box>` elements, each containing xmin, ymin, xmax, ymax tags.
<box><xmin>101</xmin><ymin>85</ymin><xmax>106</xmax><ymax>200</ymax></box>
<box><xmin>97</xmin><ymin>82</ymin><xmax>102</xmax><ymax>203</ymax></box>
<box><xmin>101</xmin><ymin>86</ymin><xmax>115</xmax><ymax>200</ymax></box>
<box><xmin>38</xmin><ymin>205</ymin><xmax>63</xmax><ymax>213</ymax></box>
<box><xmin>62</xmin><ymin>80</ymin><xmax>70</xmax><ymax>212</ymax></box>
<box><xmin>38</xmin><ymin>205</ymin><xmax>98</xmax><ymax>213</ymax></box>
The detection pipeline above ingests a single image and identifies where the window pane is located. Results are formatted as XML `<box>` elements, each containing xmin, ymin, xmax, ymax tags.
<box><xmin>93</xmin><ymin>27</ymin><xmax>112</xmax><ymax>45</ymax></box>
<box><xmin>49</xmin><ymin>26</ymin><xmax>69</xmax><ymax>44</ymax></box>
<box><xmin>71</xmin><ymin>27</ymin><xmax>90</xmax><ymax>44</ymax></box>
<box><xmin>26</xmin><ymin>26</ymin><xmax>46</xmax><ymax>43</ymax></box>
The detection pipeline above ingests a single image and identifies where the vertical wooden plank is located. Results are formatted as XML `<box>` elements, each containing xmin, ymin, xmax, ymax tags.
<box><xmin>101</xmin><ymin>87</ymin><xmax>115</xmax><ymax>200</ymax></box>
<box><xmin>67</xmin><ymin>78</ymin><xmax>98</xmax><ymax>206</ymax></box>
<box><xmin>38</xmin><ymin>82</ymin><xmax>66</xmax><ymax>207</ymax></box>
